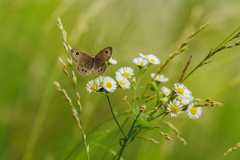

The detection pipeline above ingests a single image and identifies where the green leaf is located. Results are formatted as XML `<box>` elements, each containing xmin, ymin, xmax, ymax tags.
<box><xmin>136</xmin><ymin>119</ymin><xmax>155</xmax><ymax>129</ymax></box>
<box><xmin>113</xmin><ymin>107</ymin><xmax>117</xmax><ymax>118</ymax></box>
<box><xmin>139</xmin><ymin>114</ymin><xmax>149</xmax><ymax>118</ymax></box>
<box><xmin>144</xmin><ymin>110</ymin><xmax>155</xmax><ymax>115</ymax></box>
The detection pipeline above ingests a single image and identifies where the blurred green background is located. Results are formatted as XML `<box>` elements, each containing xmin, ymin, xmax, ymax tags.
<box><xmin>1</xmin><ymin>0</ymin><xmax>240</xmax><ymax>159</ymax></box>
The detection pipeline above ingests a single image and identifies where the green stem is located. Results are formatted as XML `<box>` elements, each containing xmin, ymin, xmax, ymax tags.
<box><xmin>126</xmin><ymin>101</ymin><xmax>137</xmax><ymax>115</ymax></box>
<box><xmin>212</xmin><ymin>26</ymin><xmax>240</xmax><ymax>53</ymax></box>
<box><xmin>116</xmin><ymin>110</ymin><xmax>166</xmax><ymax>160</ymax></box>
<box><xmin>133</xmin><ymin>88</ymin><xmax>136</xmax><ymax>109</ymax></box>
<box><xmin>150</xmin><ymin>111</ymin><xmax>166</xmax><ymax>121</ymax></box>
<box><xmin>66</xmin><ymin>51</ymin><xmax>90</xmax><ymax>159</ymax></box>
<box><xmin>183</xmin><ymin>26</ymin><xmax>240</xmax><ymax>82</ymax></box>
<box><xmin>106</xmin><ymin>95</ymin><xmax>127</xmax><ymax>138</ymax></box>
<box><xmin>135</xmin><ymin>65</ymin><xmax>152</xmax><ymax>107</ymax></box>
<box><xmin>147</xmin><ymin>102</ymin><xmax>163</xmax><ymax>121</ymax></box>
<box><xmin>182</xmin><ymin>62</ymin><xmax>202</xmax><ymax>82</ymax></box>
<box><xmin>71</xmin><ymin>79</ymin><xmax>90</xmax><ymax>160</ymax></box>
<box><xmin>117</xmin><ymin>113</ymin><xmax>140</xmax><ymax>160</ymax></box>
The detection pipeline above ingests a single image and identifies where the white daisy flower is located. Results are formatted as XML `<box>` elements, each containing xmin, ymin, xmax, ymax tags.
<box><xmin>151</xmin><ymin>73</ymin><xmax>168</xmax><ymax>83</ymax></box>
<box><xmin>103</xmin><ymin>77</ymin><xmax>117</xmax><ymax>92</ymax></box>
<box><xmin>177</xmin><ymin>94</ymin><xmax>194</xmax><ymax>105</ymax></box>
<box><xmin>133</xmin><ymin>57</ymin><xmax>149</xmax><ymax>67</ymax></box>
<box><xmin>86</xmin><ymin>80</ymin><xmax>99</xmax><ymax>93</ymax></box>
<box><xmin>116</xmin><ymin>67</ymin><xmax>134</xmax><ymax>79</ymax></box>
<box><xmin>187</xmin><ymin>103</ymin><xmax>202</xmax><ymax>119</ymax></box>
<box><xmin>108</xmin><ymin>57</ymin><xmax>117</xmax><ymax>64</ymax></box>
<box><xmin>115</xmin><ymin>75</ymin><xmax>130</xmax><ymax>89</ymax></box>
<box><xmin>160</xmin><ymin>86</ymin><xmax>171</xmax><ymax>96</ymax></box>
<box><xmin>174</xmin><ymin>83</ymin><xmax>192</xmax><ymax>97</ymax></box>
<box><xmin>95</xmin><ymin>76</ymin><xmax>106</xmax><ymax>88</ymax></box>
<box><xmin>167</xmin><ymin>99</ymin><xmax>183</xmax><ymax>117</ymax></box>
<box><xmin>139</xmin><ymin>53</ymin><xmax>148</xmax><ymax>59</ymax></box>
<box><xmin>147</xmin><ymin>54</ymin><xmax>160</xmax><ymax>65</ymax></box>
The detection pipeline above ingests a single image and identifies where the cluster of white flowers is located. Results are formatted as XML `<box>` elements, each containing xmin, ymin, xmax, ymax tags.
<box><xmin>166</xmin><ymin>83</ymin><xmax>202</xmax><ymax>119</ymax></box>
<box><xmin>133</xmin><ymin>53</ymin><xmax>160</xmax><ymax>67</ymax></box>
<box><xmin>86</xmin><ymin>66</ymin><xmax>134</xmax><ymax>93</ymax></box>
<box><xmin>86</xmin><ymin>75</ymin><xmax>117</xmax><ymax>93</ymax></box>
<box><xmin>115</xmin><ymin>67</ymin><xmax>134</xmax><ymax>90</ymax></box>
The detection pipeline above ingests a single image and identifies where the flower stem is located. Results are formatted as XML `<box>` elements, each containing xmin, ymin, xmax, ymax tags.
<box><xmin>117</xmin><ymin>113</ymin><xmax>140</xmax><ymax>160</ymax></box>
<box><xmin>106</xmin><ymin>95</ymin><xmax>127</xmax><ymax>138</ymax></box>
<box><xmin>134</xmin><ymin>65</ymin><xmax>151</xmax><ymax>109</ymax></box>
<box><xmin>126</xmin><ymin>101</ymin><xmax>137</xmax><ymax>115</ymax></box>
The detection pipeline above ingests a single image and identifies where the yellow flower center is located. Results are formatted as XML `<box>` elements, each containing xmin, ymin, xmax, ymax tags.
<box><xmin>157</xmin><ymin>77</ymin><xmax>162</xmax><ymax>80</ymax></box>
<box><xmin>106</xmin><ymin>81</ymin><xmax>112</xmax><ymax>89</ymax></box>
<box><xmin>171</xmin><ymin>105</ymin><xmax>179</xmax><ymax>113</ymax></box>
<box><xmin>190</xmin><ymin>107</ymin><xmax>198</xmax><ymax>115</ymax></box>
<box><xmin>150</xmin><ymin>59</ymin><xmax>156</xmax><ymax>63</ymax></box>
<box><xmin>119</xmin><ymin>81</ymin><xmax>125</xmax><ymax>86</ymax></box>
<box><xmin>100</xmin><ymin>81</ymin><xmax>104</xmax><ymax>87</ymax></box>
<box><xmin>144</xmin><ymin>55</ymin><xmax>148</xmax><ymax>58</ymax></box>
<box><xmin>140</xmin><ymin>61</ymin><xmax>144</xmax><ymax>66</ymax></box>
<box><xmin>122</xmin><ymin>72</ymin><xmax>130</xmax><ymax>78</ymax></box>
<box><xmin>90</xmin><ymin>84</ymin><xmax>98</xmax><ymax>91</ymax></box>
<box><xmin>177</xmin><ymin>87</ymin><xmax>184</xmax><ymax>94</ymax></box>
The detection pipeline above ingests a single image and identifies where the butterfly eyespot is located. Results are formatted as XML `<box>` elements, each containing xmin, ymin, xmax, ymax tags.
<box><xmin>105</xmin><ymin>50</ymin><xmax>108</xmax><ymax>54</ymax></box>
<box><xmin>76</xmin><ymin>52</ymin><xmax>79</xmax><ymax>55</ymax></box>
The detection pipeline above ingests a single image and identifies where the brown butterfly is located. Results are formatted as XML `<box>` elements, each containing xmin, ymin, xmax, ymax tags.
<box><xmin>70</xmin><ymin>47</ymin><xmax>112</xmax><ymax>76</ymax></box>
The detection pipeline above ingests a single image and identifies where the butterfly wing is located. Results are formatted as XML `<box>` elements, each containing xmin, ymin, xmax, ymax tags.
<box><xmin>93</xmin><ymin>47</ymin><xmax>112</xmax><ymax>76</ymax></box>
<box><xmin>76</xmin><ymin>61</ymin><xmax>93</xmax><ymax>76</ymax></box>
<box><xmin>70</xmin><ymin>49</ymin><xmax>92</xmax><ymax>63</ymax></box>
<box><xmin>95</xmin><ymin>47</ymin><xmax>112</xmax><ymax>62</ymax></box>
<box><xmin>70</xmin><ymin>49</ymin><xmax>93</xmax><ymax>76</ymax></box>
<box><xmin>94</xmin><ymin>59</ymin><xmax>107</xmax><ymax>75</ymax></box>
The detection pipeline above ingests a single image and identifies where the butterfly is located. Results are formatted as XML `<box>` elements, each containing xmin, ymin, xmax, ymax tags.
<box><xmin>70</xmin><ymin>47</ymin><xmax>112</xmax><ymax>76</ymax></box>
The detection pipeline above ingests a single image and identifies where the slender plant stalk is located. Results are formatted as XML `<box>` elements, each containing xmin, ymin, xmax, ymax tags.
<box><xmin>134</xmin><ymin>64</ymin><xmax>152</xmax><ymax>110</ymax></box>
<box><xmin>137</xmin><ymin>23</ymin><xmax>209</xmax><ymax>103</ymax></box>
<box><xmin>117</xmin><ymin>113</ymin><xmax>140</xmax><ymax>160</ymax></box>
<box><xmin>212</xmin><ymin>26</ymin><xmax>240</xmax><ymax>53</ymax></box>
<box><xmin>126</xmin><ymin>100</ymin><xmax>137</xmax><ymax>115</ymax></box>
<box><xmin>133</xmin><ymin>65</ymin><xmax>150</xmax><ymax>109</ymax></box>
<box><xmin>183</xmin><ymin>26</ymin><xmax>240</xmax><ymax>82</ymax></box>
<box><xmin>72</xmin><ymin>80</ymin><xmax>90</xmax><ymax>160</ymax></box>
<box><xmin>106</xmin><ymin>95</ymin><xmax>127</xmax><ymax>138</ymax></box>
<box><xmin>57</xmin><ymin>18</ymin><xmax>90</xmax><ymax>160</ymax></box>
